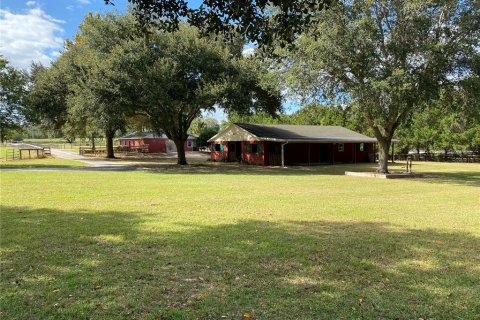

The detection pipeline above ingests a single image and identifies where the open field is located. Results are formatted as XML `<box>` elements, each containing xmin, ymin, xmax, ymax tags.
<box><xmin>1</xmin><ymin>162</ymin><xmax>479</xmax><ymax>319</ymax></box>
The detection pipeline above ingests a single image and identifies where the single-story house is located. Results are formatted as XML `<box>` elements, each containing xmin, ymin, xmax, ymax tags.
<box><xmin>118</xmin><ymin>132</ymin><xmax>197</xmax><ymax>153</ymax></box>
<box><xmin>208</xmin><ymin>123</ymin><xmax>377</xmax><ymax>166</ymax></box>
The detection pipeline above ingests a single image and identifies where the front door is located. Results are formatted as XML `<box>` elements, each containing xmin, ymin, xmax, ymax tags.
<box><xmin>235</xmin><ymin>142</ymin><xmax>242</xmax><ymax>162</ymax></box>
<box><xmin>228</xmin><ymin>142</ymin><xmax>236</xmax><ymax>162</ymax></box>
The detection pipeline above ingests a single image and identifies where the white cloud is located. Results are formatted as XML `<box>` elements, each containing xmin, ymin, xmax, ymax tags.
<box><xmin>26</xmin><ymin>1</ymin><xmax>37</xmax><ymax>6</ymax></box>
<box><xmin>242</xmin><ymin>47</ymin><xmax>255</xmax><ymax>57</ymax></box>
<box><xmin>0</xmin><ymin>8</ymin><xmax>64</xmax><ymax>69</ymax></box>
<box><xmin>77</xmin><ymin>0</ymin><xmax>91</xmax><ymax>5</ymax></box>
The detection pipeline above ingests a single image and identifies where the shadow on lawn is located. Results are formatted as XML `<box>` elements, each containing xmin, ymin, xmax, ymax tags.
<box><xmin>1</xmin><ymin>206</ymin><xmax>479</xmax><ymax>319</ymax></box>
<box><xmin>420</xmin><ymin>170</ymin><xmax>480</xmax><ymax>187</ymax></box>
<box><xmin>142</xmin><ymin>162</ymin><xmax>378</xmax><ymax>176</ymax></box>
<box><xmin>141</xmin><ymin>161</ymin><xmax>480</xmax><ymax>187</ymax></box>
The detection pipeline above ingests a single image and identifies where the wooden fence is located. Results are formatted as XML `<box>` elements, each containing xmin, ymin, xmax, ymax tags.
<box><xmin>396</xmin><ymin>153</ymin><xmax>480</xmax><ymax>163</ymax></box>
<box><xmin>2</xmin><ymin>148</ymin><xmax>47</xmax><ymax>160</ymax></box>
<box><xmin>3</xmin><ymin>148</ymin><xmax>21</xmax><ymax>161</ymax></box>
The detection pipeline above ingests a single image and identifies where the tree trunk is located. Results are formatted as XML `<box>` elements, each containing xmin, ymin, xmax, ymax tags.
<box><xmin>173</xmin><ymin>138</ymin><xmax>187</xmax><ymax>165</ymax></box>
<box><xmin>377</xmin><ymin>138</ymin><xmax>391</xmax><ymax>174</ymax></box>
<box><xmin>91</xmin><ymin>134</ymin><xmax>96</xmax><ymax>151</ymax></box>
<box><xmin>105</xmin><ymin>130</ymin><xmax>115</xmax><ymax>159</ymax></box>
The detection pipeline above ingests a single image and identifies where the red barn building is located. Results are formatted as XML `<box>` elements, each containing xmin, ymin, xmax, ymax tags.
<box><xmin>118</xmin><ymin>132</ymin><xmax>197</xmax><ymax>153</ymax></box>
<box><xmin>208</xmin><ymin>123</ymin><xmax>376</xmax><ymax>166</ymax></box>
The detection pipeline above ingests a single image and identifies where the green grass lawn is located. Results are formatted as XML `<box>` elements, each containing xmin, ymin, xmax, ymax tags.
<box><xmin>0</xmin><ymin>158</ymin><xmax>86</xmax><ymax>169</ymax></box>
<box><xmin>1</xmin><ymin>162</ymin><xmax>479</xmax><ymax>319</ymax></box>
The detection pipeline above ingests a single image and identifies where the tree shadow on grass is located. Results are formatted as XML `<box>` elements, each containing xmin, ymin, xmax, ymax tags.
<box><xmin>1</xmin><ymin>206</ymin><xmax>479</xmax><ymax>319</ymax></box>
<box><xmin>142</xmin><ymin>162</ymin><xmax>379</xmax><ymax>176</ymax></box>
<box><xmin>420</xmin><ymin>170</ymin><xmax>480</xmax><ymax>187</ymax></box>
<box><xmin>141</xmin><ymin>161</ymin><xmax>480</xmax><ymax>187</ymax></box>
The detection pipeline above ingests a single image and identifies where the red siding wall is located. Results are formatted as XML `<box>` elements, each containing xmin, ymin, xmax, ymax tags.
<box><xmin>118</xmin><ymin>138</ymin><xmax>167</xmax><ymax>153</ymax></box>
<box><xmin>143</xmin><ymin>138</ymin><xmax>168</xmax><ymax>153</ymax></box>
<box><xmin>210</xmin><ymin>142</ymin><xmax>228</xmax><ymax>161</ymax></box>
<box><xmin>242</xmin><ymin>142</ymin><xmax>265</xmax><ymax>165</ymax></box>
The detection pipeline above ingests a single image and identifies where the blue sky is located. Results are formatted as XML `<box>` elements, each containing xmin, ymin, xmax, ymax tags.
<box><xmin>0</xmin><ymin>0</ymin><xmax>133</xmax><ymax>69</ymax></box>
<box><xmin>0</xmin><ymin>1</ymin><xmax>210</xmax><ymax>69</ymax></box>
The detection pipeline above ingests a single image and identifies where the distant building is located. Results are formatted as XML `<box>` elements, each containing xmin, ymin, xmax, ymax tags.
<box><xmin>118</xmin><ymin>132</ymin><xmax>197</xmax><ymax>153</ymax></box>
<box><xmin>208</xmin><ymin>123</ymin><xmax>376</xmax><ymax>166</ymax></box>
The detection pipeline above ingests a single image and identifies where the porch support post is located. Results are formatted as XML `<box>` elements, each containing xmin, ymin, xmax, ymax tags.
<box><xmin>332</xmin><ymin>143</ymin><xmax>335</xmax><ymax>164</ymax></box>
<box><xmin>308</xmin><ymin>143</ymin><xmax>311</xmax><ymax>166</ymax></box>
<box><xmin>281</xmin><ymin>141</ymin><xmax>288</xmax><ymax>168</ymax></box>
<box><xmin>354</xmin><ymin>143</ymin><xmax>356</xmax><ymax>164</ymax></box>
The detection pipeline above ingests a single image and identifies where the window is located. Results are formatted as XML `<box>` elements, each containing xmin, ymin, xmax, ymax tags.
<box><xmin>212</xmin><ymin>144</ymin><xmax>224</xmax><ymax>152</ymax></box>
<box><xmin>338</xmin><ymin>143</ymin><xmax>344</xmax><ymax>152</ymax></box>
<box><xmin>359</xmin><ymin>143</ymin><xmax>368</xmax><ymax>152</ymax></box>
<box><xmin>257</xmin><ymin>144</ymin><xmax>263</xmax><ymax>154</ymax></box>
<box><xmin>246</xmin><ymin>144</ymin><xmax>262</xmax><ymax>154</ymax></box>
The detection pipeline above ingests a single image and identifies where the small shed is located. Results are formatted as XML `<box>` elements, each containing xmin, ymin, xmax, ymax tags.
<box><xmin>118</xmin><ymin>132</ymin><xmax>197</xmax><ymax>153</ymax></box>
<box><xmin>208</xmin><ymin>123</ymin><xmax>377</xmax><ymax>166</ymax></box>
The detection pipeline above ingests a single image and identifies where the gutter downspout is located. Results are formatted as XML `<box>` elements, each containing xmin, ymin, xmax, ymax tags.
<box><xmin>281</xmin><ymin>141</ymin><xmax>289</xmax><ymax>168</ymax></box>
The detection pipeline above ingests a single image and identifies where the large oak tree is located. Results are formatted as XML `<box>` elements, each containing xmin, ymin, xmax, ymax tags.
<box><xmin>112</xmin><ymin>24</ymin><xmax>281</xmax><ymax>164</ymax></box>
<box><xmin>29</xmin><ymin>13</ymin><xmax>281</xmax><ymax>163</ymax></box>
<box><xmin>279</xmin><ymin>0</ymin><xmax>479</xmax><ymax>172</ymax></box>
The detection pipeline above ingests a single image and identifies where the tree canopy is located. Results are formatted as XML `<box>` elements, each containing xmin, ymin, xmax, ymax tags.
<box><xmin>105</xmin><ymin>0</ymin><xmax>331</xmax><ymax>48</ymax></box>
<box><xmin>114</xmin><ymin>24</ymin><xmax>281</xmax><ymax>164</ymax></box>
<box><xmin>0</xmin><ymin>58</ymin><xmax>28</xmax><ymax>142</ymax></box>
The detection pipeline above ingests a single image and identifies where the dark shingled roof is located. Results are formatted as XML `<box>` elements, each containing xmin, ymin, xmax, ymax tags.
<box><xmin>120</xmin><ymin>132</ymin><xmax>167</xmax><ymax>139</ymax></box>
<box><xmin>120</xmin><ymin>132</ymin><xmax>197</xmax><ymax>139</ymax></box>
<box><xmin>235</xmin><ymin>123</ymin><xmax>376</xmax><ymax>142</ymax></box>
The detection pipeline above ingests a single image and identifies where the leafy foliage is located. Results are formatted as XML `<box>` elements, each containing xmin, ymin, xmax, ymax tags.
<box><xmin>110</xmin><ymin>24</ymin><xmax>281</xmax><ymax>164</ymax></box>
<box><xmin>28</xmin><ymin>13</ymin><xmax>281</xmax><ymax>163</ymax></box>
<box><xmin>105</xmin><ymin>0</ymin><xmax>331</xmax><ymax>49</ymax></box>
<box><xmin>189</xmin><ymin>117</ymin><xmax>220</xmax><ymax>147</ymax></box>
<box><xmin>0</xmin><ymin>58</ymin><xmax>28</xmax><ymax>142</ymax></box>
